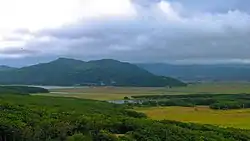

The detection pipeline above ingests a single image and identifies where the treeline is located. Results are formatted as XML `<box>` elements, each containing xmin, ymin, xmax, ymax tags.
<box><xmin>0</xmin><ymin>86</ymin><xmax>49</xmax><ymax>95</ymax></box>
<box><xmin>130</xmin><ymin>93</ymin><xmax>250</xmax><ymax>110</ymax></box>
<box><xmin>1</xmin><ymin>94</ymin><xmax>250</xmax><ymax>141</ymax></box>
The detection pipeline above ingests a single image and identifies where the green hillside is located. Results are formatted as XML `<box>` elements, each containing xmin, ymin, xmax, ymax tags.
<box><xmin>0</xmin><ymin>58</ymin><xmax>186</xmax><ymax>87</ymax></box>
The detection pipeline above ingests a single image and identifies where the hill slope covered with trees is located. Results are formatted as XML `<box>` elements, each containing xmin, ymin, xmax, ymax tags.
<box><xmin>0</xmin><ymin>58</ymin><xmax>186</xmax><ymax>87</ymax></box>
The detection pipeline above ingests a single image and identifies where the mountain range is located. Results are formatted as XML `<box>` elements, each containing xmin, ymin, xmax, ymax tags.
<box><xmin>0</xmin><ymin>58</ymin><xmax>186</xmax><ymax>87</ymax></box>
<box><xmin>137</xmin><ymin>63</ymin><xmax>250</xmax><ymax>82</ymax></box>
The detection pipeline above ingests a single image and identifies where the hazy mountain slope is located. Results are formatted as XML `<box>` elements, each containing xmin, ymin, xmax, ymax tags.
<box><xmin>0</xmin><ymin>65</ymin><xmax>15</xmax><ymax>71</ymax></box>
<box><xmin>0</xmin><ymin>58</ymin><xmax>186</xmax><ymax>87</ymax></box>
<box><xmin>137</xmin><ymin>63</ymin><xmax>250</xmax><ymax>82</ymax></box>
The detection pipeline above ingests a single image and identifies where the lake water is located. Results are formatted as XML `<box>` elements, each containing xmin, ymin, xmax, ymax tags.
<box><xmin>33</xmin><ymin>86</ymin><xmax>79</xmax><ymax>89</ymax></box>
<box><xmin>108</xmin><ymin>100</ymin><xmax>143</xmax><ymax>104</ymax></box>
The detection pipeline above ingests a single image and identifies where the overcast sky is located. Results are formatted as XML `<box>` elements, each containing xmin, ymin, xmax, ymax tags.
<box><xmin>0</xmin><ymin>0</ymin><xmax>250</xmax><ymax>66</ymax></box>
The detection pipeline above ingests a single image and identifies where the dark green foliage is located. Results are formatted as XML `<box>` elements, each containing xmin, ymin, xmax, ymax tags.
<box><xmin>66</xmin><ymin>133</ymin><xmax>92</xmax><ymax>141</ymax></box>
<box><xmin>0</xmin><ymin>86</ymin><xmax>49</xmax><ymax>95</ymax></box>
<box><xmin>131</xmin><ymin>93</ymin><xmax>250</xmax><ymax>110</ymax></box>
<box><xmin>124</xmin><ymin>97</ymin><xmax>129</xmax><ymax>100</ymax></box>
<box><xmin>210</xmin><ymin>101</ymin><xmax>247</xmax><ymax>110</ymax></box>
<box><xmin>1</xmin><ymin>95</ymin><xmax>250</xmax><ymax>141</ymax></box>
<box><xmin>92</xmin><ymin>130</ymin><xmax>118</xmax><ymax>141</ymax></box>
<box><xmin>0</xmin><ymin>58</ymin><xmax>186</xmax><ymax>87</ymax></box>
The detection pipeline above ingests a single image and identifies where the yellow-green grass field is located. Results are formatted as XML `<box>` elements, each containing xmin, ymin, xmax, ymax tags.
<box><xmin>36</xmin><ymin>87</ymin><xmax>172</xmax><ymax>100</ymax></box>
<box><xmin>34</xmin><ymin>82</ymin><xmax>250</xmax><ymax>100</ymax></box>
<box><xmin>135</xmin><ymin>106</ymin><xmax>250</xmax><ymax>129</ymax></box>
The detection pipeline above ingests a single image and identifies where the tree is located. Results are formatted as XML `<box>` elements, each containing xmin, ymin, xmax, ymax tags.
<box><xmin>124</xmin><ymin>97</ymin><xmax>130</xmax><ymax>100</ymax></box>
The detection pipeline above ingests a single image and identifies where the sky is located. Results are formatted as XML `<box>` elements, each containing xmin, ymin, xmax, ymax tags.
<box><xmin>0</xmin><ymin>0</ymin><xmax>250</xmax><ymax>66</ymax></box>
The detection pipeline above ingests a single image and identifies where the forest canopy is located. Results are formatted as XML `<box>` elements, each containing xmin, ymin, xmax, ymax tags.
<box><xmin>1</xmin><ymin>94</ymin><xmax>250</xmax><ymax>141</ymax></box>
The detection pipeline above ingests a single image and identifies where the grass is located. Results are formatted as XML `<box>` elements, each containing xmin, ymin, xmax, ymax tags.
<box><xmin>35</xmin><ymin>87</ymin><xmax>177</xmax><ymax>100</ymax></box>
<box><xmin>34</xmin><ymin>82</ymin><xmax>250</xmax><ymax>100</ymax></box>
<box><xmin>168</xmin><ymin>82</ymin><xmax>250</xmax><ymax>94</ymax></box>
<box><xmin>135</xmin><ymin>106</ymin><xmax>250</xmax><ymax>129</ymax></box>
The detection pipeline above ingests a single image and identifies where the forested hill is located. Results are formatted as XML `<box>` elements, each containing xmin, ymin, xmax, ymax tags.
<box><xmin>0</xmin><ymin>58</ymin><xmax>186</xmax><ymax>87</ymax></box>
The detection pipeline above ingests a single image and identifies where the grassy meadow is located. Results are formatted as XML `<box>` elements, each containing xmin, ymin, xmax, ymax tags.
<box><xmin>135</xmin><ymin>106</ymin><xmax>250</xmax><ymax>129</ymax></box>
<box><xmin>35</xmin><ymin>82</ymin><xmax>250</xmax><ymax>100</ymax></box>
<box><xmin>37</xmin><ymin>87</ymin><xmax>169</xmax><ymax>100</ymax></box>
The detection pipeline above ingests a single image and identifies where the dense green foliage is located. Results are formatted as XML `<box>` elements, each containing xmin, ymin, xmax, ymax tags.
<box><xmin>0</xmin><ymin>58</ymin><xmax>186</xmax><ymax>87</ymax></box>
<box><xmin>1</xmin><ymin>94</ymin><xmax>250</xmax><ymax>141</ymax></box>
<box><xmin>131</xmin><ymin>93</ymin><xmax>250</xmax><ymax>110</ymax></box>
<box><xmin>0</xmin><ymin>86</ymin><xmax>49</xmax><ymax>95</ymax></box>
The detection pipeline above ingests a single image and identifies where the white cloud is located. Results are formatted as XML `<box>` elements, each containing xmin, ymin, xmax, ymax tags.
<box><xmin>80</xmin><ymin>0</ymin><xmax>137</xmax><ymax>18</ymax></box>
<box><xmin>158</xmin><ymin>1</ymin><xmax>181</xmax><ymax>21</ymax></box>
<box><xmin>0</xmin><ymin>0</ymin><xmax>250</xmax><ymax>65</ymax></box>
<box><xmin>0</xmin><ymin>0</ymin><xmax>136</xmax><ymax>31</ymax></box>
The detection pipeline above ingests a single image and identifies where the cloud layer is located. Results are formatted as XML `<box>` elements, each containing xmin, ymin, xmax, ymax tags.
<box><xmin>0</xmin><ymin>0</ymin><xmax>250</xmax><ymax>66</ymax></box>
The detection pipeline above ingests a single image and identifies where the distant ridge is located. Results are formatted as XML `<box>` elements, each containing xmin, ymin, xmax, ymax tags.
<box><xmin>137</xmin><ymin>63</ymin><xmax>250</xmax><ymax>82</ymax></box>
<box><xmin>0</xmin><ymin>65</ymin><xmax>15</xmax><ymax>71</ymax></box>
<box><xmin>0</xmin><ymin>58</ymin><xmax>186</xmax><ymax>87</ymax></box>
